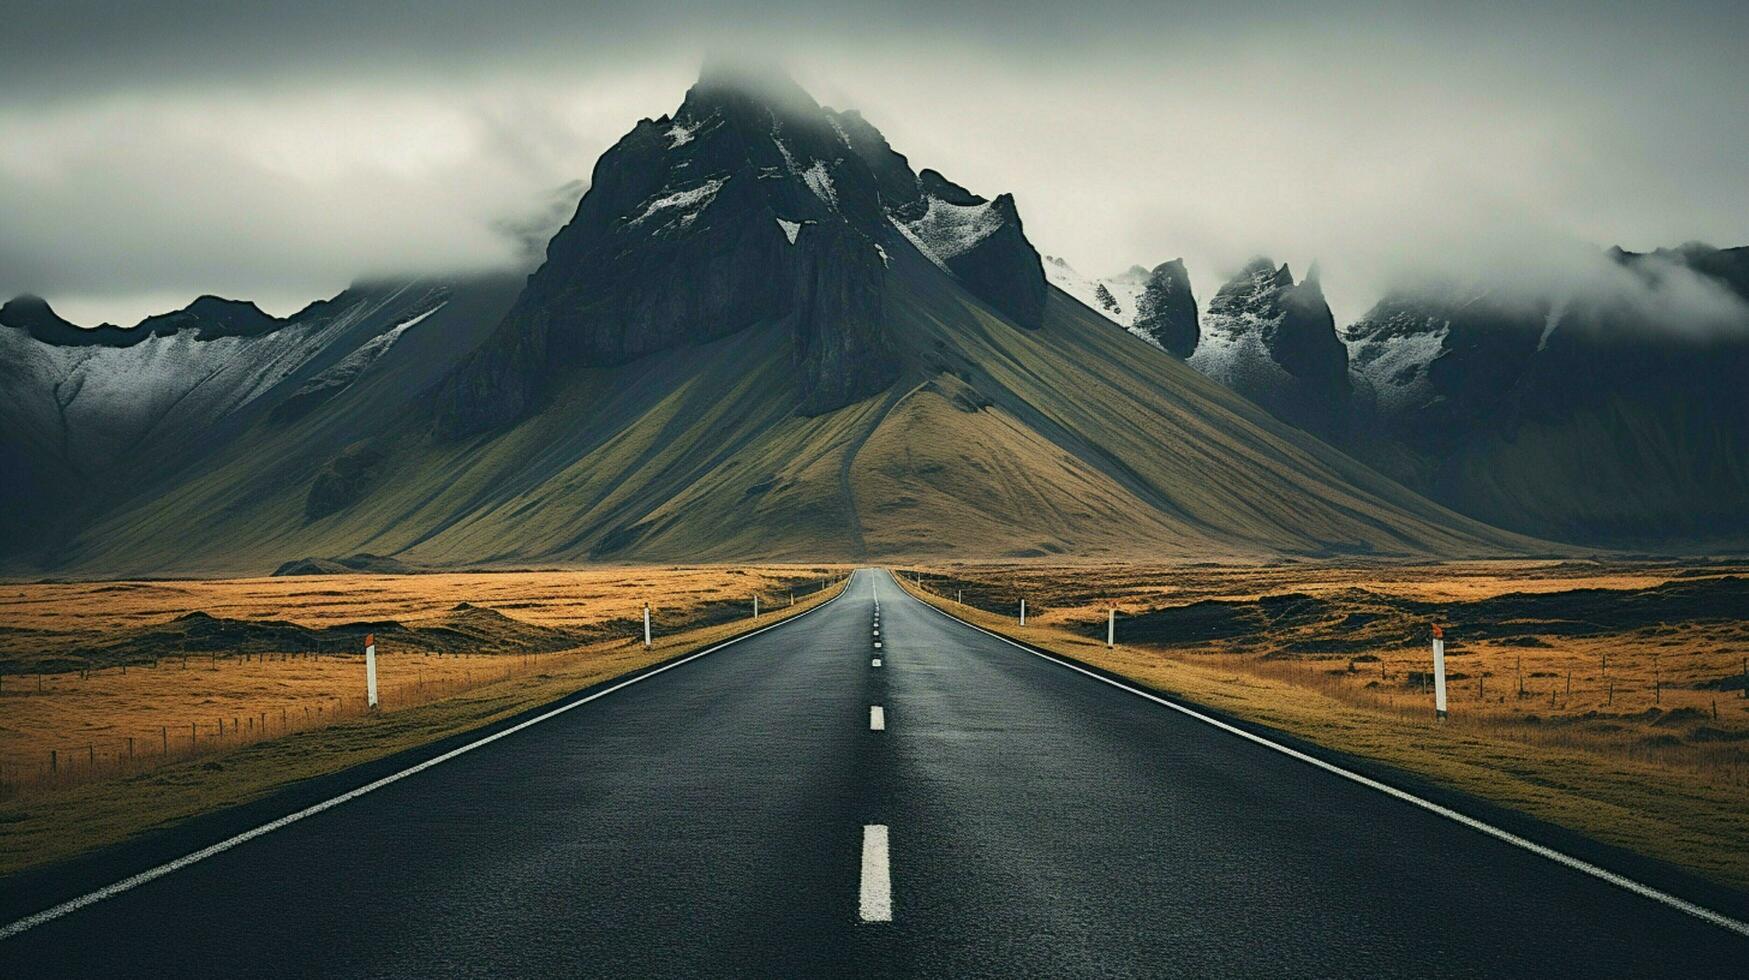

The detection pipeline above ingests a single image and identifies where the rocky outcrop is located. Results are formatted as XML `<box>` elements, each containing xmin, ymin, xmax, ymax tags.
<box><xmin>434</xmin><ymin>67</ymin><xmax>1058</xmax><ymax>438</ymax></box>
<box><xmin>1189</xmin><ymin>258</ymin><xmax>1349</xmax><ymax>440</ymax></box>
<box><xmin>838</xmin><ymin>130</ymin><xmax>1048</xmax><ymax>330</ymax></box>
<box><xmin>435</xmin><ymin>67</ymin><xmax>916</xmax><ymax>438</ymax></box>
<box><xmin>1273</xmin><ymin>265</ymin><xmax>1349</xmax><ymax>412</ymax></box>
<box><xmin>0</xmin><ymin>293</ymin><xmax>283</xmax><ymax>346</ymax></box>
<box><xmin>134</xmin><ymin>296</ymin><xmax>282</xmax><ymax>341</ymax></box>
<box><xmin>1131</xmin><ymin>259</ymin><xmax>1199</xmax><ymax>356</ymax></box>
<box><xmin>789</xmin><ymin>221</ymin><xmax>898</xmax><ymax>415</ymax></box>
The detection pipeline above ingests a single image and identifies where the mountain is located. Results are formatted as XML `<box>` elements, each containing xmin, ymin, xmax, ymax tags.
<box><xmin>1056</xmin><ymin>241</ymin><xmax>1748</xmax><ymax>549</ymax></box>
<box><xmin>1342</xmin><ymin>244</ymin><xmax>1749</xmax><ymax>548</ymax></box>
<box><xmin>1044</xmin><ymin>257</ymin><xmax>1198</xmax><ymax>355</ymax></box>
<box><xmin>0</xmin><ymin>277</ymin><xmax>523</xmax><ymax>557</ymax></box>
<box><xmin>1186</xmin><ymin>258</ymin><xmax>1350</xmax><ymax>442</ymax></box>
<box><xmin>436</xmin><ymin>66</ymin><xmax>1045</xmax><ymax>438</ymax></box>
<box><xmin>0</xmin><ymin>68</ymin><xmax>1536</xmax><ymax>576</ymax></box>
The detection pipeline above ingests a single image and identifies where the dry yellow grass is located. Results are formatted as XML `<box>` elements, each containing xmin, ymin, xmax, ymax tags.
<box><xmin>0</xmin><ymin>570</ymin><xmax>849</xmax><ymax>877</ymax></box>
<box><xmin>0</xmin><ymin>565</ymin><xmax>839</xmax><ymax>633</ymax></box>
<box><xmin>0</xmin><ymin>566</ymin><xmax>841</xmax><ymax>792</ymax></box>
<box><xmin>2</xmin><ymin>651</ymin><xmax>560</xmax><ymax>789</ymax></box>
<box><xmin>897</xmin><ymin>562</ymin><xmax>1749</xmax><ymax>890</ymax></box>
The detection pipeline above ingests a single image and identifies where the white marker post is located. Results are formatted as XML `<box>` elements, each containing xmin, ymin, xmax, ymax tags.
<box><xmin>364</xmin><ymin>633</ymin><xmax>379</xmax><ymax>710</ymax></box>
<box><xmin>643</xmin><ymin>603</ymin><xmax>651</xmax><ymax>649</ymax></box>
<box><xmin>753</xmin><ymin>595</ymin><xmax>760</xmax><ymax>619</ymax></box>
<box><xmin>1108</xmin><ymin>608</ymin><xmax>1116</xmax><ymax>648</ymax></box>
<box><xmin>1431</xmin><ymin>624</ymin><xmax>1448</xmax><ymax>721</ymax></box>
<box><xmin>1019</xmin><ymin>599</ymin><xmax>1026</xmax><ymax>626</ymax></box>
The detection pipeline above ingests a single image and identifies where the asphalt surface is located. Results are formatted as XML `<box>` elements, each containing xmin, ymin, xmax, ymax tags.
<box><xmin>2</xmin><ymin>568</ymin><xmax>1744</xmax><ymax>976</ymax></box>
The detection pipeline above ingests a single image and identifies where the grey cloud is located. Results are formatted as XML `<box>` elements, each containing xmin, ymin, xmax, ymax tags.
<box><xmin>1</xmin><ymin>1</ymin><xmax>1745</xmax><ymax>329</ymax></box>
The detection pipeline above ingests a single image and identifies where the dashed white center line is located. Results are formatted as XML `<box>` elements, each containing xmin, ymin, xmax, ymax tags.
<box><xmin>869</xmin><ymin>705</ymin><xmax>885</xmax><ymax>730</ymax></box>
<box><xmin>860</xmin><ymin>824</ymin><xmax>893</xmax><ymax>922</ymax></box>
<box><xmin>872</xmin><ymin>658</ymin><xmax>882</xmax><ymax>667</ymax></box>
<box><xmin>874</xmin><ymin>641</ymin><xmax>882</xmax><ymax>649</ymax></box>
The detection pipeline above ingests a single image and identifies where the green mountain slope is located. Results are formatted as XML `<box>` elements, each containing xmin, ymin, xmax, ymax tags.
<box><xmin>42</xmin><ymin>245</ymin><xmax>1535</xmax><ymax>577</ymax></box>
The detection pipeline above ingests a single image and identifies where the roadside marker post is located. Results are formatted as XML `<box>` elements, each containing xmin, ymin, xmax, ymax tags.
<box><xmin>754</xmin><ymin>595</ymin><xmax>760</xmax><ymax>619</ymax></box>
<box><xmin>1108</xmin><ymin>608</ymin><xmax>1116</xmax><ymax>648</ymax></box>
<box><xmin>643</xmin><ymin>603</ymin><xmax>652</xmax><ymax>649</ymax></box>
<box><xmin>364</xmin><ymin>633</ymin><xmax>379</xmax><ymax>710</ymax></box>
<box><xmin>1019</xmin><ymin>599</ymin><xmax>1026</xmax><ymax>626</ymax></box>
<box><xmin>1431</xmin><ymin>625</ymin><xmax>1447</xmax><ymax>721</ymax></box>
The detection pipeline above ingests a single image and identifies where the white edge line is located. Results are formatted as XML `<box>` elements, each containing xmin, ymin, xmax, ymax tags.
<box><xmin>0</xmin><ymin>571</ymin><xmax>859</xmax><ymax>943</ymax></box>
<box><xmin>895</xmin><ymin>571</ymin><xmax>1749</xmax><ymax>939</ymax></box>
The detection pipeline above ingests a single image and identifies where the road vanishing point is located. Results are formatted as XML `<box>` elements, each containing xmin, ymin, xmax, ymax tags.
<box><xmin>2</xmin><ymin>569</ymin><xmax>1744</xmax><ymax>975</ymax></box>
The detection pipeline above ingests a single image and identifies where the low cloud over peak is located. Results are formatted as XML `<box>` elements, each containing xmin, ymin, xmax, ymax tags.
<box><xmin>2</xmin><ymin>2</ymin><xmax>1745</xmax><ymax>329</ymax></box>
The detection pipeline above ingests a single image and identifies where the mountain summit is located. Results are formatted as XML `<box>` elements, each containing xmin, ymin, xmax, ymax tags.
<box><xmin>436</xmin><ymin>66</ymin><xmax>1045</xmax><ymax>436</ymax></box>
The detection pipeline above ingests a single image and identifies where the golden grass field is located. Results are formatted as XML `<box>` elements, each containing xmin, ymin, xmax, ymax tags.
<box><xmin>0</xmin><ymin>565</ymin><xmax>845</xmax><ymax>874</ymax></box>
<box><xmin>897</xmin><ymin>560</ymin><xmax>1749</xmax><ymax>889</ymax></box>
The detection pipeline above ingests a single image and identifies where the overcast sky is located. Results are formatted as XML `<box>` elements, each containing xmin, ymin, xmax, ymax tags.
<box><xmin>2</xmin><ymin>0</ymin><xmax>1746</xmax><ymax>326</ymax></box>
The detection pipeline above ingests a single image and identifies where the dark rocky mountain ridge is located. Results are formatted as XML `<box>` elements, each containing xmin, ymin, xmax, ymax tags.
<box><xmin>435</xmin><ymin>65</ymin><xmax>1044</xmax><ymax>437</ymax></box>
<box><xmin>1184</xmin><ymin>257</ymin><xmax>1351</xmax><ymax>442</ymax></box>
<box><xmin>1131</xmin><ymin>258</ymin><xmax>1199</xmax><ymax>356</ymax></box>
<box><xmin>1056</xmin><ymin>243</ymin><xmax>1749</xmax><ymax>549</ymax></box>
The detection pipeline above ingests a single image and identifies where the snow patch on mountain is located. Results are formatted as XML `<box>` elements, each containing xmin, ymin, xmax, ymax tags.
<box><xmin>1187</xmin><ymin>318</ymin><xmax>1295</xmax><ymax>393</ymax></box>
<box><xmin>801</xmin><ymin>161</ymin><xmax>837</xmax><ymax>209</ymax></box>
<box><xmin>1345</xmin><ymin>315</ymin><xmax>1449</xmax><ymax>416</ymax></box>
<box><xmin>826</xmin><ymin>113</ymin><xmax>851</xmax><ymax>149</ymax></box>
<box><xmin>1043</xmin><ymin>256</ymin><xmax>1144</xmax><ymax>329</ymax></box>
<box><xmin>902</xmin><ymin>196</ymin><xmax>1004</xmax><ymax>266</ymax></box>
<box><xmin>295</xmin><ymin>301</ymin><xmax>448</xmax><ymax>395</ymax></box>
<box><xmin>893</xmin><ymin>218</ymin><xmax>946</xmax><ymax>269</ymax></box>
<box><xmin>627</xmin><ymin>178</ymin><xmax>726</xmax><ymax>232</ymax></box>
<box><xmin>0</xmin><ymin>285</ymin><xmax>449</xmax><ymax>477</ymax></box>
<box><xmin>667</xmin><ymin>121</ymin><xmax>699</xmax><ymax>148</ymax></box>
<box><xmin>1187</xmin><ymin>261</ymin><xmax>1294</xmax><ymax>390</ymax></box>
<box><xmin>1536</xmin><ymin>303</ymin><xmax>1567</xmax><ymax>352</ymax></box>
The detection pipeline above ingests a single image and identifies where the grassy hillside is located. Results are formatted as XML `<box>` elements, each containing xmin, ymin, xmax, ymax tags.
<box><xmin>42</xmin><ymin>249</ymin><xmax>1540</xmax><ymax>577</ymax></box>
<box><xmin>1435</xmin><ymin>395</ymin><xmax>1749</xmax><ymax>551</ymax></box>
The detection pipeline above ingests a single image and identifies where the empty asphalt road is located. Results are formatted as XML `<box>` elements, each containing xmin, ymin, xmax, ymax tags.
<box><xmin>2</xmin><ymin>569</ymin><xmax>1744</xmax><ymax>976</ymax></box>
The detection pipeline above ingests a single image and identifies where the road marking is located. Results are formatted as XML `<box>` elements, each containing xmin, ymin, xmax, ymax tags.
<box><xmin>873</xmin><ymin>629</ymin><xmax>879</xmax><ymax>636</ymax></box>
<box><xmin>860</xmin><ymin>824</ymin><xmax>892</xmax><ymax>922</ymax></box>
<box><xmin>898</xmin><ymin>571</ymin><xmax>1749</xmax><ymax>940</ymax></box>
<box><xmin>872</xmin><ymin>658</ymin><xmax>882</xmax><ymax>667</ymax></box>
<box><xmin>874</xmin><ymin>641</ymin><xmax>882</xmax><ymax>649</ymax></box>
<box><xmin>0</xmin><ymin>573</ymin><xmax>860</xmax><ymax>944</ymax></box>
<box><xmin>869</xmin><ymin>706</ymin><xmax>885</xmax><ymax>730</ymax></box>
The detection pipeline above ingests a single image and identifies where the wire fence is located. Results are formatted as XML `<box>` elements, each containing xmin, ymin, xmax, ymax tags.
<box><xmin>0</xmin><ymin>648</ymin><xmax>573</xmax><ymax>799</ymax></box>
